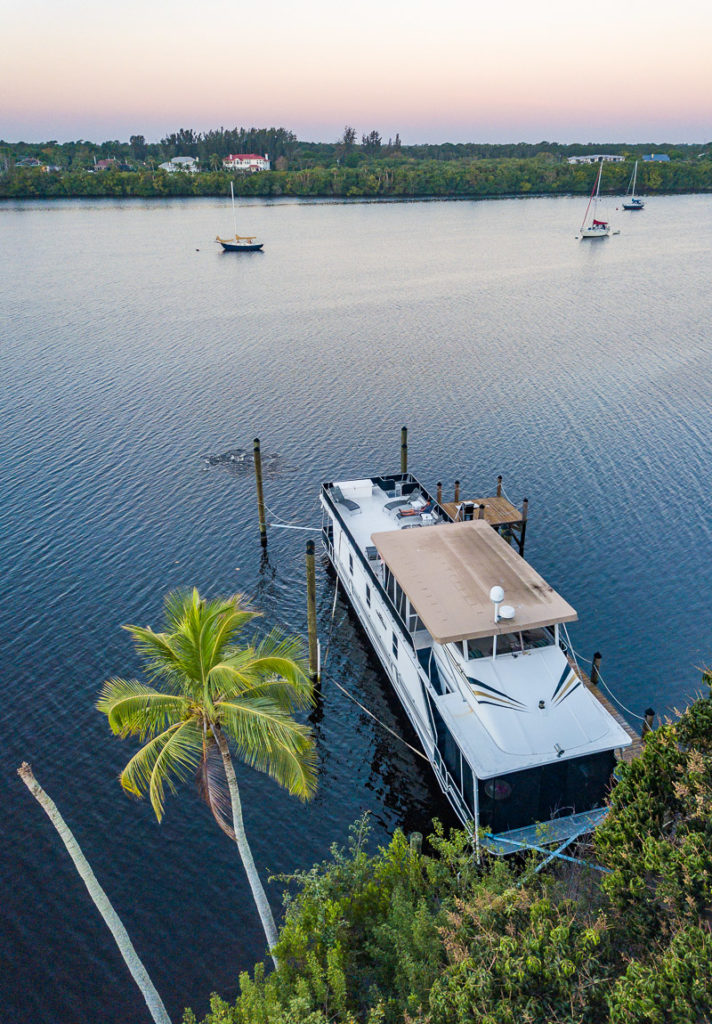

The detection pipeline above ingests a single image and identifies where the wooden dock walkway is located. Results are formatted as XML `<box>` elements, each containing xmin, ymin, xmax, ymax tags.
<box><xmin>441</xmin><ymin>494</ymin><xmax>523</xmax><ymax>528</ymax></box>
<box><xmin>569</xmin><ymin>656</ymin><xmax>644</xmax><ymax>763</ymax></box>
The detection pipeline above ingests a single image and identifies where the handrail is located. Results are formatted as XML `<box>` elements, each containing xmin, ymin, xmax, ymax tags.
<box><xmin>321</xmin><ymin>486</ymin><xmax>414</xmax><ymax>649</ymax></box>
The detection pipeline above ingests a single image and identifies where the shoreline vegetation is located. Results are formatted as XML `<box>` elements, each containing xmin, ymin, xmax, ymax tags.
<box><xmin>181</xmin><ymin>677</ymin><xmax>712</xmax><ymax>1024</ymax></box>
<box><xmin>2</xmin><ymin>127</ymin><xmax>711</xmax><ymax>200</ymax></box>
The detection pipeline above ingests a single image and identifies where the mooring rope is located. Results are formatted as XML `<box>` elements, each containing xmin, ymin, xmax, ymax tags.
<box><xmin>321</xmin><ymin>668</ymin><xmax>430</xmax><ymax>762</ymax></box>
<box><xmin>563</xmin><ymin>634</ymin><xmax>647</xmax><ymax>722</ymax></box>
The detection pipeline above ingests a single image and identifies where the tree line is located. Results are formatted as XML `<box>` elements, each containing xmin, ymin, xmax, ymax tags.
<box><xmin>2</xmin><ymin>154</ymin><xmax>711</xmax><ymax>200</ymax></box>
<box><xmin>1</xmin><ymin>123</ymin><xmax>710</xmax><ymax>175</ymax></box>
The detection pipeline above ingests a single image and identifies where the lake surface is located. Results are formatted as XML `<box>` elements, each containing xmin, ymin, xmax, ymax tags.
<box><xmin>2</xmin><ymin>193</ymin><xmax>711</xmax><ymax>1023</ymax></box>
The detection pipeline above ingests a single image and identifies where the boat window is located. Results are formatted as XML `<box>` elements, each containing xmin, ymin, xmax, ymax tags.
<box><xmin>466</xmin><ymin>636</ymin><xmax>494</xmax><ymax>659</ymax></box>
<box><xmin>467</xmin><ymin>628</ymin><xmax>554</xmax><ymax>659</ymax></box>
<box><xmin>477</xmin><ymin>750</ymin><xmax>616</xmax><ymax>833</ymax></box>
<box><xmin>366</xmin><ymin>584</ymin><xmax>371</xmax><ymax>608</ymax></box>
<box><xmin>348</xmin><ymin>553</ymin><xmax>353</xmax><ymax>575</ymax></box>
<box><xmin>392</xmin><ymin>633</ymin><xmax>399</xmax><ymax>659</ymax></box>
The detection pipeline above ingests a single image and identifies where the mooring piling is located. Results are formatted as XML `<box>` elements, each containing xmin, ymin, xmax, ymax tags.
<box><xmin>253</xmin><ymin>437</ymin><xmax>267</xmax><ymax>547</ymax></box>
<box><xmin>496</xmin><ymin>474</ymin><xmax>503</xmax><ymax>497</ymax></box>
<box><xmin>306</xmin><ymin>539</ymin><xmax>319</xmax><ymax>682</ymax></box>
<box><xmin>520</xmin><ymin>497</ymin><xmax>529</xmax><ymax>555</ymax></box>
<box><xmin>478</xmin><ymin>503</ymin><xmax>486</xmax><ymax>520</ymax></box>
<box><xmin>400</xmin><ymin>426</ymin><xmax>408</xmax><ymax>473</ymax></box>
<box><xmin>590</xmin><ymin>651</ymin><xmax>602</xmax><ymax>686</ymax></box>
<box><xmin>641</xmin><ymin>707</ymin><xmax>656</xmax><ymax>740</ymax></box>
<box><xmin>436</xmin><ymin>481</ymin><xmax>442</xmax><ymax>505</ymax></box>
<box><xmin>454</xmin><ymin>479</ymin><xmax>460</xmax><ymax>503</ymax></box>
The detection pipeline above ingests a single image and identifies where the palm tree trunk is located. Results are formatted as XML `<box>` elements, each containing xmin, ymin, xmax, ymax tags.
<box><xmin>212</xmin><ymin>728</ymin><xmax>280</xmax><ymax>968</ymax></box>
<box><xmin>18</xmin><ymin>763</ymin><xmax>172</xmax><ymax>1024</ymax></box>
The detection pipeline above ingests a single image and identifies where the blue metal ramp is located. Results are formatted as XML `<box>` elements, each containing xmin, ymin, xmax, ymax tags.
<box><xmin>480</xmin><ymin>806</ymin><xmax>609</xmax><ymax>859</ymax></box>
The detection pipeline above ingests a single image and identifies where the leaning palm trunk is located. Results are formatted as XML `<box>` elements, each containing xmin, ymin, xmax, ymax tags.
<box><xmin>212</xmin><ymin>728</ymin><xmax>280</xmax><ymax>968</ymax></box>
<box><xmin>18</xmin><ymin>763</ymin><xmax>172</xmax><ymax>1024</ymax></box>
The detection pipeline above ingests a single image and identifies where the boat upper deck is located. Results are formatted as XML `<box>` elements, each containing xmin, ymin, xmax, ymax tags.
<box><xmin>326</xmin><ymin>477</ymin><xmax>443</xmax><ymax>555</ymax></box>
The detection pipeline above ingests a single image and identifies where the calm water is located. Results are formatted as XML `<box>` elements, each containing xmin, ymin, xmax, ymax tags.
<box><xmin>2</xmin><ymin>193</ymin><xmax>711</xmax><ymax>1023</ymax></box>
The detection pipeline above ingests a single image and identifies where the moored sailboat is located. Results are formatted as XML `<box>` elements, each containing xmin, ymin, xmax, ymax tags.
<box><xmin>622</xmin><ymin>161</ymin><xmax>645</xmax><ymax>210</ymax></box>
<box><xmin>215</xmin><ymin>182</ymin><xmax>263</xmax><ymax>252</ymax></box>
<box><xmin>579</xmin><ymin>160</ymin><xmax>611</xmax><ymax>238</ymax></box>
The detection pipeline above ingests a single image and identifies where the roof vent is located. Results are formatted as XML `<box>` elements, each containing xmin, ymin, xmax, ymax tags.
<box><xmin>499</xmin><ymin>605</ymin><xmax>515</xmax><ymax>620</ymax></box>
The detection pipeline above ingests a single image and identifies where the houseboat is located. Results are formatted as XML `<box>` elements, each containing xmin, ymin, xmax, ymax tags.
<box><xmin>321</xmin><ymin>473</ymin><xmax>633</xmax><ymax>854</ymax></box>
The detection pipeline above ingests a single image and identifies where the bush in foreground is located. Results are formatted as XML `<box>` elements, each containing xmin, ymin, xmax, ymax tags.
<box><xmin>184</xmin><ymin>674</ymin><xmax>712</xmax><ymax>1024</ymax></box>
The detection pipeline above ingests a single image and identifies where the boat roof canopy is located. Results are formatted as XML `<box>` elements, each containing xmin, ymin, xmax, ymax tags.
<box><xmin>371</xmin><ymin>520</ymin><xmax>577</xmax><ymax>644</ymax></box>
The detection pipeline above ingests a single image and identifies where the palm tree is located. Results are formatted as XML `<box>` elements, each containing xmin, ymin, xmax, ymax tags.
<box><xmin>97</xmin><ymin>588</ymin><xmax>317</xmax><ymax>968</ymax></box>
<box><xmin>18</xmin><ymin>762</ymin><xmax>172</xmax><ymax>1024</ymax></box>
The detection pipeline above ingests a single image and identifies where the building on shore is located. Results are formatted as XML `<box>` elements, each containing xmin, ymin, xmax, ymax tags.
<box><xmin>567</xmin><ymin>154</ymin><xmax>625</xmax><ymax>165</ymax></box>
<box><xmin>222</xmin><ymin>153</ymin><xmax>271</xmax><ymax>172</ymax></box>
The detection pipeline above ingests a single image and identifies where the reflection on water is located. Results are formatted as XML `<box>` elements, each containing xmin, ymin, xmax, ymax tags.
<box><xmin>1</xmin><ymin>194</ymin><xmax>711</xmax><ymax>1023</ymax></box>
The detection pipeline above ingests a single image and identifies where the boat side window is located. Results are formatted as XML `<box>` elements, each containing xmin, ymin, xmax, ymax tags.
<box><xmin>366</xmin><ymin>584</ymin><xmax>371</xmax><ymax>608</ymax></box>
<box><xmin>349</xmin><ymin>553</ymin><xmax>353</xmax><ymax>575</ymax></box>
<box><xmin>466</xmin><ymin>636</ymin><xmax>494</xmax><ymax>659</ymax></box>
<box><xmin>392</xmin><ymin>633</ymin><xmax>398</xmax><ymax>659</ymax></box>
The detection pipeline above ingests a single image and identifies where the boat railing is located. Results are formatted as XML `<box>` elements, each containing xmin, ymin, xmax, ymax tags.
<box><xmin>321</xmin><ymin>485</ymin><xmax>414</xmax><ymax>650</ymax></box>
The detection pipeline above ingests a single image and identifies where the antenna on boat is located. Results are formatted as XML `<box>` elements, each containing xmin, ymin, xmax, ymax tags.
<box><xmin>490</xmin><ymin>586</ymin><xmax>504</xmax><ymax>622</ymax></box>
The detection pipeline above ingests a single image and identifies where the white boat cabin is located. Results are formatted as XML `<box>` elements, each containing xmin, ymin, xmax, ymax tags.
<box><xmin>321</xmin><ymin>473</ymin><xmax>631</xmax><ymax>846</ymax></box>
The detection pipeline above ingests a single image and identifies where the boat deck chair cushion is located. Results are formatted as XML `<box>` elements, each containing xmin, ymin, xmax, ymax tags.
<box><xmin>331</xmin><ymin>486</ymin><xmax>361</xmax><ymax>513</ymax></box>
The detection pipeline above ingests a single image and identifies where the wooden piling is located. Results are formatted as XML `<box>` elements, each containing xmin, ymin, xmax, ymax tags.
<box><xmin>400</xmin><ymin>426</ymin><xmax>408</xmax><ymax>474</ymax></box>
<box><xmin>519</xmin><ymin>497</ymin><xmax>528</xmax><ymax>556</ymax></box>
<box><xmin>436</xmin><ymin>481</ymin><xmax>442</xmax><ymax>505</ymax></box>
<box><xmin>306</xmin><ymin>539</ymin><xmax>318</xmax><ymax>682</ymax></box>
<box><xmin>590</xmin><ymin>651</ymin><xmax>602</xmax><ymax>686</ymax></box>
<box><xmin>496</xmin><ymin>475</ymin><xmax>503</xmax><ymax>497</ymax></box>
<box><xmin>253</xmin><ymin>437</ymin><xmax>267</xmax><ymax>547</ymax></box>
<box><xmin>641</xmin><ymin>707</ymin><xmax>655</xmax><ymax>741</ymax></box>
<box><xmin>454</xmin><ymin>479</ymin><xmax>460</xmax><ymax>503</ymax></box>
<box><xmin>478</xmin><ymin>503</ymin><xmax>486</xmax><ymax>520</ymax></box>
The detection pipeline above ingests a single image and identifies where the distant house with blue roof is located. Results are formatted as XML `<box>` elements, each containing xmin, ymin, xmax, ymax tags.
<box><xmin>643</xmin><ymin>154</ymin><xmax>670</xmax><ymax>162</ymax></box>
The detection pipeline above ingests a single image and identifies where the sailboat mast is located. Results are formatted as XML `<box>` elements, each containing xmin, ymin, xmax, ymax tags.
<box><xmin>631</xmin><ymin>161</ymin><xmax>638</xmax><ymax>198</ymax></box>
<box><xmin>580</xmin><ymin>159</ymin><xmax>602</xmax><ymax>233</ymax></box>
<box><xmin>230</xmin><ymin>181</ymin><xmax>238</xmax><ymax>238</ymax></box>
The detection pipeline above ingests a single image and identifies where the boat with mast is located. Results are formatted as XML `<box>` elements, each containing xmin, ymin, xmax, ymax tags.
<box><xmin>579</xmin><ymin>160</ymin><xmax>611</xmax><ymax>238</ymax></box>
<box><xmin>215</xmin><ymin>182</ymin><xmax>263</xmax><ymax>252</ymax></box>
<box><xmin>622</xmin><ymin>161</ymin><xmax>645</xmax><ymax>210</ymax></box>
<box><xmin>321</xmin><ymin>472</ymin><xmax>639</xmax><ymax>858</ymax></box>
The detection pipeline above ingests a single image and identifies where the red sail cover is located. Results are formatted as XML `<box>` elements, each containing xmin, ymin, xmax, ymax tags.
<box><xmin>592</xmin><ymin>219</ymin><xmax>608</xmax><ymax>226</ymax></box>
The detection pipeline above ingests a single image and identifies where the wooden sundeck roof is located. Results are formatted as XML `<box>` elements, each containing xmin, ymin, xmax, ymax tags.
<box><xmin>371</xmin><ymin>520</ymin><xmax>577</xmax><ymax>644</ymax></box>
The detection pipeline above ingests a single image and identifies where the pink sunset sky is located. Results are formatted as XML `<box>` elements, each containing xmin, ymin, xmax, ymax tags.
<box><xmin>3</xmin><ymin>0</ymin><xmax>711</xmax><ymax>143</ymax></box>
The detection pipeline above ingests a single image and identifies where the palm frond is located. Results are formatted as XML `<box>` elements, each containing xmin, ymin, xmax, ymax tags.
<box><xmin>216</xmin><ymin>698</ymin><xmax>317</xmax><ymax>801</ymax></box>
<box><xmin>97</xmin><ymin>678</ymin><xmax>186</xmax><ymax>739</ymax></box>
<box><xmin>123</xmin><ymin>624</ymin><xmax>184</xmax><ymax>685</ymax></box>
<box><xmin>138</xmin><ymin>720</ymin><xmax>202</xmax><ymax>823</ymax></box>
<box><xmin>198</xmin><ymin>734</ymin><xmax>235</xmax><ymax>839</ymax></box>
<box><xmin>119</xmin><ymin>723</ymin><xmax>183</xmax><ymax>802</ymax></box>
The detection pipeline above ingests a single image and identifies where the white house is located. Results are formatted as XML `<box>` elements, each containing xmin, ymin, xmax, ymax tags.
<box><xmin>567</xmin><ymin>154</ymin><xmax>625</xmax><ymax>165</ymax></box>
<box><xmin>222</xmin><ymin>153</ymin><xmax>270</xmax><ymax>172</ymax></box>
<box><xmin>158</xmin><ymin>156</ymin><xmax>200</xmax><ymax>173</ymax></box>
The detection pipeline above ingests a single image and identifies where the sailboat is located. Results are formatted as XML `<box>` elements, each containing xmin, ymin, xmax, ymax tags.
<box><xmin>215</xmin><ymin>183</ymin><xmax>263</xmax><ymax>252</ymax></box>
<box><xmin>579</xmin><ymin>160</ymin><xmax>612</xmax><ymax>239</ymax></box>
<box><xmin>622</xmin><ymin>161</ymin><xmax>645</xmax><ymax>210</ymax></box>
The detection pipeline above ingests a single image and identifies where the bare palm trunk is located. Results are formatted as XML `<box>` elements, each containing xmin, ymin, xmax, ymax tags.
<box><xmin>212</xmin><ymin>728</ymin><xmax>280</xmax><ymax>969</ymax></box>
<box><xmin>18</xmin><ymin>763</ymin><xmax>172</xmax><ymax>1024</ymax></box>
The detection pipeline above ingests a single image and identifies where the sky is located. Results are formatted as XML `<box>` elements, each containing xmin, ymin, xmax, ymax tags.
<box><xmin>2</xmin><ymin>0</ymin><xmax>711</xmax><ymax>144</ymax></box>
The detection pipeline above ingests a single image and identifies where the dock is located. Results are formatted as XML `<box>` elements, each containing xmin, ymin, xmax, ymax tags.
<box><xmin>440</xmin><ymin>489</ymin><xmax>529</xmax><ymax>555</ymax></box>
<box><xmin>570</xmin><ymin>656</ymin><xmax>644</xmax><ymax>763</ymax></box>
